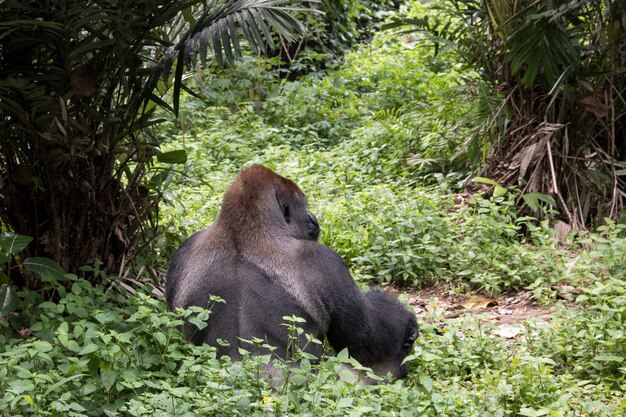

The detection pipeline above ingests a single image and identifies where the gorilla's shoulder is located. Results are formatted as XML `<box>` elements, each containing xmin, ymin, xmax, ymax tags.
<box><xmin>297</xmin><ymin>241</ymin><xmax>348</xmax><ymax>270</ymax></box>
<box><xmin>183</xmin><ymin>225</ymin><xmax>230</xmax><ymax>249</ymax></box>
<box><xmin>297</xmin><ymin>240</ymin><xmax>339</xmax><ymax>256</ymax></box>
<box><xmin>178</xmin><ymin>228</ymin><xmax>205</xmax><ymax>247</ymax></box>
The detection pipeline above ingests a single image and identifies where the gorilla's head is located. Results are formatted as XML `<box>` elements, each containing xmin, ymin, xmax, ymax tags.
<box><xmin>220</xmin><ymin>165</ymin><xmax>319</xmax><ymax>241</ymax></box>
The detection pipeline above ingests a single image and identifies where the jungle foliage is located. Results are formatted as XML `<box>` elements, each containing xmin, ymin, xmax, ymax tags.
<box><xmin>389</xmin><ymin>0</ymin><xmax>626</xmax><ymax>228</ymax></box>
<box><xmin>1</xmin><ymin>1</ymin><xmax>626</xmax><ymax>415</ymax></box>
<box><xmin>0</xmin><ymin>0</ymin><xmax>312</xmax><ymax>289</ymax></box>
<box><xmin>2</xmin><ymin>272</ymin><xmax>626</xmax><ymax>416</ymax></box>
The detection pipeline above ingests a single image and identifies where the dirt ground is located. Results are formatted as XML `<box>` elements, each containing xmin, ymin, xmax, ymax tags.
<box><xmin>391</xmin><ymin>286</ymin><xmax>572</xmax><ymax>340</ymax></box>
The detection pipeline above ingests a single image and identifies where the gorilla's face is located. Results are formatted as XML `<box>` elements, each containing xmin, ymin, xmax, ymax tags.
<box><xmin>274</xmin><ymin>181</ymin><xmax>319</xmax><ymax>241</ymax></box>
<box><xmin>305</xmin><ymin>210</ymin><xmax>320</xmax><ymax>241</ymax></box>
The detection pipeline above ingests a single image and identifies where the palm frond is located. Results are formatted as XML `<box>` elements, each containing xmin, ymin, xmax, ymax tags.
<box><xmin>145</xmin><ymin>0</ymin><xmax>318</xmax><ymax>116</ymax></box>
<box><xmin>0</xmin><ymin>0</ymin><xmax>317</xmax><ymax>278</ymax></box>
<box><xmin>506</xmin><ymin>2</ymin><xmax>580</xmax><ymax>88</ymax></box>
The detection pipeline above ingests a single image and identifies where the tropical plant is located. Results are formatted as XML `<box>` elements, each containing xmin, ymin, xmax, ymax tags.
<box><xmin>388</xmin><ymin>0</ymin><xmax>626</xmax><ymax>228</ymax></box>
<box><xmin>273</xmin><ymin>0</ymin><xmax>402</xmax><ymax>77</ymax></box>
<box><xmin>0</xmin><ymin>0</ymin><xmax>312</xmax><ymax>289</ymax></box>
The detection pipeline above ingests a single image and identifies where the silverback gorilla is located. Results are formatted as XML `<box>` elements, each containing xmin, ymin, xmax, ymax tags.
<box><xmin>166</xmin><ymin>165</ymin><xmax>418</xmax><ymax>379</ymax></box>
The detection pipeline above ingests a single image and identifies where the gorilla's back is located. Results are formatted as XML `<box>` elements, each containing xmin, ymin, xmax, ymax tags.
<box><xmin>166</xmin><ymin>227</ymin><xmax>322</xmax><ymax>359</ymax></box>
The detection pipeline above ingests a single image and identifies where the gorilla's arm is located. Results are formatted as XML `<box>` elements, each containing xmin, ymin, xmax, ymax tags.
<box><xmin>303</xmin><ymin>244</ymin><xmax>415</xmax><ymax>370</ymax></box>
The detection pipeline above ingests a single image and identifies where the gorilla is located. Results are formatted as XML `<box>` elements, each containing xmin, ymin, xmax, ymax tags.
<box><xmin>166</xmin><ymin>165</ymin><xmax>418</xmax><ymax>379</ymax></box>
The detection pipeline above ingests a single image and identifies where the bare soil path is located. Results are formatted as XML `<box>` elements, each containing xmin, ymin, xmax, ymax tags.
<box><xmin>394</xmin><ymin>287</ymin><xmax>572</xmax><ymax>340</ymax></box>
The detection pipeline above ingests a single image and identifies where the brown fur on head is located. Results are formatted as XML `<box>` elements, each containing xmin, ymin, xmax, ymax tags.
<box><xmin>218</xmin><ymin>165</ymin><xmax>318</xmax><ymax>242</ymax></box>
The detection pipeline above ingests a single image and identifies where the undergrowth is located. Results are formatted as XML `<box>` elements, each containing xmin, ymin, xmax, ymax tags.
<box><xmin>1</xmin><ymin>277</ymin><xmax>625</xmax><ymax>415</ymax></box>
<box><xmin>2</xmin><ymin>1</ymin><xmax>625</xmax><ymax>415</ymax></box>
<box><xmin>159</xmin><ymin>28</ymin><xmax>564</xmax><ymax>295</ymax></box>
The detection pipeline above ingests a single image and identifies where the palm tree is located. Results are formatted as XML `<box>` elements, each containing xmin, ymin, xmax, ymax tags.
<box><xmin>0</xmin><ymin>0</ymin><xmax>314</xmax><ymax>288</ymax></box>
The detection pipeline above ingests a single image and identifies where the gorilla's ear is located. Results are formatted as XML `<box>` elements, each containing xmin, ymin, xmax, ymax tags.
<box><xmin>275</xmin><ymin>192</ymin><xmax>290</xmax><ymax>223</ymax></box>
<box><xmin>403</xmin><ymin>318</ymin><xmax>418</xmax><ymax>350</ymax></box>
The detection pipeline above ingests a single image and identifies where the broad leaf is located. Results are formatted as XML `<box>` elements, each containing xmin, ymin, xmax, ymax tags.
<box><xmin>0</xmin><ymin>232</ymin><xmax>33</xmax><ymax>254</ymax></box>
<box><xmin>157</xmin><ymin>150</ymin><xmax>188</xmax><ymax>164</ymax></box>
<box><xmin>0</xmin><ymin>285</ymin><xmax>19</xmax><ymax>316</ymax></box>
<box><xmin>24</xmin><ymin>257</ymin><xmax>66</xmax><ymax>283</ymax></box>
<box><xmin>471</xmin><ymin>176</ymin><xmax>500</xmax><ymax>186</ymax></box>
<box><xmin>522</xmin><ymin>192</ymin><xmax>557</xmax><ymax>211</ymax></box>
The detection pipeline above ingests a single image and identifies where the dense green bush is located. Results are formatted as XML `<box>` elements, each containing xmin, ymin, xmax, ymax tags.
<box><xmin>2</xmin><ymin>280</ymin><xmax>625</xmax><ymax>416</ymax></box>
<box><xmin>321</xmin><ymin>185</ymin><xmax>454</xmax><ymax>285</ymax></box>
<box><xmin>529</xmin><ymin>278</ymin><xmax>626</xmax><ymax>387</ymax></box>
<box><xmin>526</xmin><ymin>222</ymin><xmax>626</xmax><ymax>386</ymax></box>
<box><xmin>0</xmin><ymin>282</ymin><xmax>383</xmax><ymax>416</ymax></box>
<box><xmin>447</xmin><ymin>193</ymin><xmax>564</xmax><ymax>294</ymax></box>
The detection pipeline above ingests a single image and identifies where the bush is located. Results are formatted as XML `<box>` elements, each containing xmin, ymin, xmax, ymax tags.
<box><xmin>3</xmin><ymin>281</ymin><xmax>624</xmax><ymax>416</ymax></box>
<box><xmin>0</xmin><ymin>283</ymin><xmax>380</xmax><ymax>416</ymax></box>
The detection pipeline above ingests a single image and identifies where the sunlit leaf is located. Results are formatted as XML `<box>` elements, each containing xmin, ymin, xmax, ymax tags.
<box><xmin>419</xmin><ymin>375</ymin><xmax>434</xmax><ymax>393</ymax></box>
<box><xmin>471</xmin><ymin>176</ymin><xmax>500</xmax><ymax>186</ymax></box>
<box><xmin>493</xmin><ymin>185</ymin><xmax>507</xmax><ymax>197</ymax></box>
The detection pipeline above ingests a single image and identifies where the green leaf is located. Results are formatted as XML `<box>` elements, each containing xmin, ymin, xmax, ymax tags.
<box><xmin>0</xmin><ymin>285</ymin><xmax>19</xmax><ymax>316</ymax></box>
<box><xmin>94</xmin><ymin>312</ymin><xmax>116</xmax><ymax>324</ymax></box>
<box><xmin>170</xmin><ymin>387</ymin><xmax>189</xmax><ymax>397</ymax></box>
<box><xmin>519</xmin><ymin>408</ymin><xmax>550</xmax><ymax>416</ymax></box>
<box><xmin>153</xmin><ymin>332</ymin><xmax>167</xmax><ymax>345</ymax></box>
<box><xmin>39</xmin><ymin>301</ymin><xmax>62</xmax><ymax>313</ymax></box>
<box><xmin>82</xmin><ymin>383</ymin><xmax>97</xmax><ymax>395</ymax></box>
<box><xmin>33</xmin><ymin>340</ymin><xmax>54</xmax><ymax>353</ymax></box>
<box><xmin>471</xmin><ymin>176</ymin><xmax>501</xmax><ymax>186</ymax></box>
<box><xmin>420</xmin><ymin>375</ymin><xmax>434</xmax><ymax>393</ymax></box>
<box><xmin>0</xmin><ymin>232</ymin><xmax>33</xmax><ymax>254</ymax></box>
<box><xmin>336</xmin><ymin>348</ymin><xmax>350</xmax><ymax>362</ymax></box>
<box><xmin>66</xmin><ymin>340</ymin><xmax>81</xmax><ymax>353</ymax></box>
<box><xmin>493</xmin><ymin>185</ymin><xmax>508</xmax><ymax>197</ymax></box>
<box><xmin>188</xmin><ymin>315</ymin><xmax>208</xmax><ymax>331</ymax></box>
<box><xmin>336</xmin><ymin>397</ymin><xmax>354</xmax><ymax>408</ymax></box>
<box><xmin>58</xmin><ymin>333</ymin><xmax>69</xmax><ymax>348</ymax></box>
<box><xmin>593</xmin><ymin>354</ymin><xmax>624</xmax><ymax>363</ymax></box>
<box><xmin>472</xmin><ymin>176</ymin><xmax>507</xmax><ymax>196</ymax></box>
<box><xmin>157</xmin><ymin>150</ymin><xmax>188</xmax><ymax>164</ymax></box>
<box><xmin>69</xmin><ymin>402</ymin><xmax>87</xmax><ymax>412</ymax></box>
<box><xmin>101</xmin><ymin>368</ymin><xmax>117</xmax><ymax>391</ymax></box>
<box><xmin>522</xmin><ymin>192</ymin><xmax>557</xmax><ymax>210</ymax></box>
<box><xmin>181</xmin><ymin>7</ymin><xmax>196</xmax><ymax>26</ymax></box>
<box><xmin>23</xmin><ymin>257</ymin><xmax>65</xmax><ymax>283</ymax></box>
<box><xmin>58</xmin><ymin>321</ymin><xmax>69</xmax><ymax>333</ymax></box>
<box><xmin>78</xmin><ymin>343</ymin><xmax>100</xmax><ymax>356</ymax></box>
